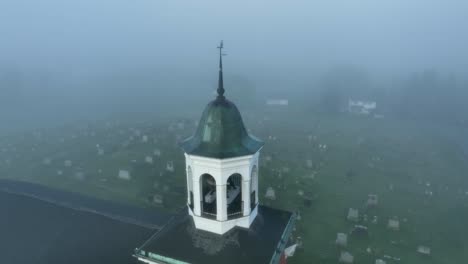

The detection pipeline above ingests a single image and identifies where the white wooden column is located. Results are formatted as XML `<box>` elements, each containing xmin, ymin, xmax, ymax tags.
<box><xmin>193</xmin><ymin>176</ymin><xmax>201</xmax><ymax>215</ymax></box>
<box><xmin>186</xmin><ymin>168</ymin><xmax>191</xmax><ymax>205</ymax></box>
<box><xmin>216</xmin><ymin>184</ymin><xmax>227</xmax><ymax>221</ymax></box>
<box><xmin>242</xmin><ymin>179</ymin><xmax>250</xmax><ymax>216</ymax></box>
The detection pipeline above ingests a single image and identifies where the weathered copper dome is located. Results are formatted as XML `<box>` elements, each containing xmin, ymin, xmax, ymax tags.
<box><xmin>181</xmin><ymin>96</ymin><xmax>263</xmax><ymax>159</ymax></box>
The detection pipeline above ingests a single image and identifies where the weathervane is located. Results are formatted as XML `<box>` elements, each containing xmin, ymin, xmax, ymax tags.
<box><xmin>217</xmin><ymin>40</ymin><xmax>226</xmax><ymax>98</ymax></box>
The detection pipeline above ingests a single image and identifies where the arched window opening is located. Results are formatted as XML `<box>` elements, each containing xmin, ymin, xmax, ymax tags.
<box><xmin>200</xmin><ymin>174</ymin><xmax>217</xmax><ymax>219</ymax></box>
<box><xmin>227</xmin><ymin>173</ymin><xmax>243</xmax><ymax>219</ymax></box>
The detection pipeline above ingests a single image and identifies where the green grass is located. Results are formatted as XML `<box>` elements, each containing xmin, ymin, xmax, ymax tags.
<box><xmin>1</xmin><ymin>111</ymin><xmax>467</xmax><ymax>264</ymax></box>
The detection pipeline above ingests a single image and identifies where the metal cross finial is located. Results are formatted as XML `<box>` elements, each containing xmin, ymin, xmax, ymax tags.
<box><xmin>216</xmin><ymin>40</ymin><xmax>226</xmax><ymax>98</ymax></box>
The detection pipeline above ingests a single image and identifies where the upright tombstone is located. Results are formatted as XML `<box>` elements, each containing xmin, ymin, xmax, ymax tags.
<box><xmin>145</xmin><ymin>156</ymin><xmax>153</xmax><ymax>164</ymax></box>
<box><xmin>388</xmin><ymin>219</ymin><xmax>400</xmax><ymax>231</ymax></box>
<box><xmin>417</xmin><ymin>246</ymin><xmax>431</xmax><ymax>255</ymax></box>
<box><xmin>118</xmin><ymin>170</ymin><xmax>131</xmax><ymax>180</ymax></box>
<box><xmin>367</xmin><ymin>194</ymin><xmax>378</xmax><ymax>207</ymax></box>
<box><xmin>166</xmin><ymin>161</ymin><xmax>174</xmax><ymax>172</ymax></box>
<box><xmin>339</xmin><ymin>251</ymin><xmax>354</xmax><ymax>264</ymax></box>
<box><xmin>43</xmin><ymin>158</ymin><xmax>52</xmax><ymax>165</ymax></box>
<box><xmin>97</xmin><ymin>148</ymin><xmax>105</xmax><ymax>156</ymax></box>
<box><xmin>347</xmin><ymin>208</ymin><xmax>359</xmax><ymax>222</ymax></box>
<box><xmin>153</xmin><ymin>149</ymin><xmax>161</xmax><ymax>157</ymax></box>
<box><xmin>265</xmin><ymin>187</ymin><xmax>276</xmax><ymax>200</ymax></box>
<box><xmin>336</xmin><ymin>233</ymin><xmax>348</xmax><ymax>247</ymax></box>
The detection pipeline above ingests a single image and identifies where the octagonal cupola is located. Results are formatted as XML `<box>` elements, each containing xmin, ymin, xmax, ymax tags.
<box><xmin>180</xmin><ymin>41</ymin><xmax>263</xmax><ymax>234</ymax></box>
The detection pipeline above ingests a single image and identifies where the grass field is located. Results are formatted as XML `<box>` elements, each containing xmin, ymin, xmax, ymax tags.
<box><xmin>1</xmin><ymin>108</ymin><xmax>467</xmax><ymax>264</ymax></box>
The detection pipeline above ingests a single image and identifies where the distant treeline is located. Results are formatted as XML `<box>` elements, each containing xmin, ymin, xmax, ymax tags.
<box><xmin>1</xmin><ymin>65</ymin><xmax>467</xmax><ymax>128</ymax></box>
<box><xmin>311</xmin><ymin>66</ymin><xmax>468</xmax><ymax>126</ymax></box>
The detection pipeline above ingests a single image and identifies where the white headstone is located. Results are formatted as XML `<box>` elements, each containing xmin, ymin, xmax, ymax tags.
<box><xmin>142</xmin><ymin>135</ymin><xmax>148</xmax><ymax>143</ymax></box>
<box><xmin>75</xmin><ymin>171</ymin><xmax>85</xmax><ymax>181</ymax></box>
<box><xmin>417</xmin><ymin>246</ymin><xmax>431</xmax><ymax>255</ymax></box>
<box><xmin>166</xmin><ymin>161</ymin><xmax>174</xmax><ymax>172</ymax></box>
<box><xmin>339</xmin><ymin>251</ymin><xmax>354</xmax><ymax>263</ymax></box>
<box><xmin>347</xmin><ymin>208</ymin><xmax>359</xmax><ymax>222</ymax></box>
<box><xmin>118</xmin><ymin>170</ymin><xmax>131</xmax><ymax>180</ymax></box>
<box><xmin>375</xmin><ymin>259</ymin><xmax>386</xmax><ymax>264</ymax></box>
<box><xmin>306</xmin><ymin>160</ymin><xmax>313</xmax><ymax>168</ymax></box>
<box><xmin>336</xmin><ymin>233</ymin><xmax>348</xmax><ymax>247</ymax></box>
<box><xmin>97</xmin><ymin>148</ymin><xmax>105</xmax><ymax>156</ymax></box>
<box><xmin>57</xmin><ymin>170</ymin><xmax>63</xmax><ymax>176</ymax></box>
<box><xmin>64</xmin><ymin>160</ymin><xmax>72</xmax><ymax>167</ymax></box>
<box><xmin>388</xmin><ymin>219</ymin><xmax>400</xmax><ymax>231</ymax></box>
<box><xmin>43</xmin><ymin>158</ymin><xmax>52</xmax><ymax>165</ymax></box>
<box><xmin>265</xmin><ymin>187</ymin><xmax>276</xmax><ymax>200</ymax></box>
<box><xmin>153</xmin><ymin>149</ymin><xmax>161</xmax><ymax>157</ymax></box>
<box><xmin>153</xmin><ymin>194</ymin><xmax>163</xmax><ymax>205</ymax></box>
<box><xmin>145</xmin><ymin>156</ymin><xmax>153</xmax><ymax>164</ymax></box>
<box><xmin>367</xmin><ymin>194</ymin><xmax>378</xmax><ymax>207</ymax></box>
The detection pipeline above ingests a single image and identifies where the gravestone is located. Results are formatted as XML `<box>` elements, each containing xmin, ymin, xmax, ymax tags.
<box><xmin>118</xmin><ymin>170</ymin><xmax>131</xmax><ymax>180</ymax></box>
<box><xmin>265</xmin><ymin>187</ymin><xmax>276</xmax><ymax>200</ymax></box>
<box><xmin>347</xmin><ymin>208</ymin><xmax>359</xmax><ymax>222</ymax></box>
<box><xmin>336</xmin><ymin>233</ymin><xmax>347</xmax><ymax>247</ymax></box>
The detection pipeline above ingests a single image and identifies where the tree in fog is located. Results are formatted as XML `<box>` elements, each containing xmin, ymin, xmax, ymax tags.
<box><xmin>226</xmin><ymin>75</ymin><xmax>257</xmax><ymax>109</ymax></box>
<box><xmin>0</xmin><ymin>67</ymin><xmax>22</xmax><ymax>106</ymax></box>
<box><xmin>318</xmin><ymin>65</ymin><xmax>371</xmax><ymax>113</ymax></box>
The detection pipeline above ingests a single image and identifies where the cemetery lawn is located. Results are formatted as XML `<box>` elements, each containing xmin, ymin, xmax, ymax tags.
<box><xmin>1</xmin><ymin>110</ymin><xmax>467</xmax><ymax>264</ymax></box>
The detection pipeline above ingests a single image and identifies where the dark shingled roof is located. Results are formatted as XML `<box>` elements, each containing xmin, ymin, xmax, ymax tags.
<box><xmin>135</xmin><ymin>206</ymin><xmax>294</xmax><ymax>264</ymax></box>
<box><xmin>0</xmin><ymin>190</ymin><xmax>154</xmax><ymax>264</ymax></box>
<box><xmin>180</xmin><ymin>97</ymin><xmax>264</xmax><ymax>159</ymax></box>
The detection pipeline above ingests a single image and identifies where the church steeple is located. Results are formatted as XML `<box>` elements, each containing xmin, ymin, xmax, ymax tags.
<box><xmin>179</xmin><ymin>41</ymin><xmax>264</xmax><ymax>234</ymax></box>
<box><xmin>217</xmin><ymin>40</ymin><xmax>225</xmax><ymax>99</ymax></box>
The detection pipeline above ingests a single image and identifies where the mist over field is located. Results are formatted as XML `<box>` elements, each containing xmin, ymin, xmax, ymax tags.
<box><xmin>1</xmin><ymin>0</ymin><xmax>468</xmax><ymax>133</ymax></box>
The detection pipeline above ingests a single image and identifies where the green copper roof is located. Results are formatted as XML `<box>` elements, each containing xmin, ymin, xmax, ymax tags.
<box><xmin>181</xmin><ymin>97</ymin><xmax>263</xmax><ymax>159</ymax></box>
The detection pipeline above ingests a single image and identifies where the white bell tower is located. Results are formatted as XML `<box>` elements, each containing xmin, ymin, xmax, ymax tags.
<box><xmin>185</xmin><ymin>152</ymin><xmax>260</xmax><ymax>234</ymax></box>
<box><xmin>180</xmin><ymin>41</ymin><xmax>263</xmax><ymax>235</ymax></box>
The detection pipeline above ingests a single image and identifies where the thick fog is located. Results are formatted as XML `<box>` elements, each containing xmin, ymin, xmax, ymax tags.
<box><xmin>1</xmin><ymin>0</ymin><xmax>468</xmax><ymax>132</ymax></box>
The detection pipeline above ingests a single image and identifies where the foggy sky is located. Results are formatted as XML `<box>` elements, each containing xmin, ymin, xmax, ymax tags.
<box><xmin>1</xmin><ymin>0</ymin><xmax>467</xmax><ymax>75</ymax></box>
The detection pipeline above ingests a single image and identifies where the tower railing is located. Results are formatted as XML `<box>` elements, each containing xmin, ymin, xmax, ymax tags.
<box><xmin>227</xmin><ymin>201</ymin><xmax>244</xmax><ymax>220</ymax></box>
